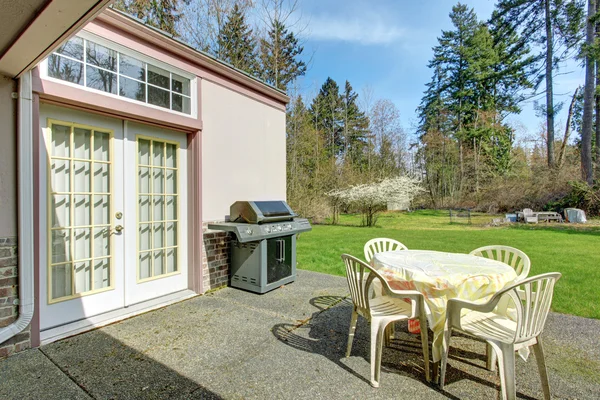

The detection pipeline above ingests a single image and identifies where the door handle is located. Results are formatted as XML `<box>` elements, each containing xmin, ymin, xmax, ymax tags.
<box><xmin>114</xmin><ymin>225</ymin><xmax>124</xmax><ymax>233</ymax></box>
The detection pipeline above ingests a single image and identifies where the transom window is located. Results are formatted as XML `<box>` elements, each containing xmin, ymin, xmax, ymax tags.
<box><xmin>47</xmin><ymin>35</ymin><xmax>192</xmax><ymax>115</ymax></box>
<box><xmin>137</xmin><ymin>137</ymin><xmax>179</xmax><ymax>281</ymax></box>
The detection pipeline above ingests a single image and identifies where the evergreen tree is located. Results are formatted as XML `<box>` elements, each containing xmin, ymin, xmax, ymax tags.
<box><xmin>341</xmin><ymin>81</ymin><xmax>370</xmax><ymax>167</ymax></box>
<box><xmin>216</xmin><ymin>4</ymin><xmax>258</xmax><ymax>74</ymax></box>
<box><xmin>259</xmin><ymin>20</ymin><xmax>306</xmax><ymax>91</ymax></box>
<box><xmin>113</xmin><ymin>0</ymin><xmax>188</xmax><ymax>37</ymax></box>
<box><xmin>310</xmin><ymin>78</ymin><xmax>343</xmax><ymax>158</ymax></box>
<box><xmin>494</xmin><ymin>0</ymin><xmax>585</xmax><ymax>167</ymax></box>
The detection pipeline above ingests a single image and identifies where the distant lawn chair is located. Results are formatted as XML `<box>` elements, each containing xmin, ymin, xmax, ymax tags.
<box><xmin>522</xmin><ymin>208</ymin><xmax>538</xmax><ymax>224</ymax></box>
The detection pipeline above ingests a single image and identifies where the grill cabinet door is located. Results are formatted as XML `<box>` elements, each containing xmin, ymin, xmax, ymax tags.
<box><xmin>266</xmin><ymin>235</ymin><xmax>292</xmax><ymax>284</ymax></box>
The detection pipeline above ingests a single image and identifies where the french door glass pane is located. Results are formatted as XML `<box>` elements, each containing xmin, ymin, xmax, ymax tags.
<box><xmin>51</xmin><ymin>125</ymin><xmax>71</xmax><ymax>157</ymax></box>
<box><xmin>165</xmin><ymin>144</ymin><xmax>177</xmax><ymax>168</ymax></box>
<box><xmin>166</xmin><ymin>222</ymin><xmax>177</xmax><ymax>246</ymax></box>
<box><xmin>73</xmin><ymin>195</ymin><xmax>91</xmax><ymax>226</ymax></box>
<box><xmin>93</xmin><ymin>163</ymin><xmax>110</xmax><ymax>193</ymax></box>
<box><xmin>74</xmin><ymin>128</ymin><xmax>91</xmax><ymax>159</ymax></box>
<box><xmin>166</xmin><ymin>196</ymin><xmax>177</xmax><ymax>220</ymax></box>
<box><xmin>139</xmin><ymin>167</ymin><xmax>150</xmax><ymax>194</ymax></box>
<box><xmin>137</xmin><ymin>137</ymin><xmax>178</xmax><ymax>280</ymax></box>
<box><xmin>139</xmin><ymin>195</ymin><xmax>151</xmax><ymax>222</ymax></box>
<box><xmin>74</xmin><ymin>228</ymin><xmax>91</xmax><ymax>260</ymax></box>
<box><xmin>93</xmin><ymin>131</ymin><xmax>110</xmax><ymax>161</ymax></box>
<box><xmin>74</xmin><ymin>261</ymin><xmax>92</xmax><ymax>294</ymax></box>
<box><xmin>73</xmin><ymin>161</ymin><xmax>91</xmax><ymax>192</ymax></box>
<box><xmin>139</xmin><ymin>252</ymin><xmax>152</xmax><ymax>279</ymax></box>
<box><xmin>166</xmin><ymin>249</ymin><xmax>177</xmax><ymax>273</ymax></box>
<box><xmin>153</xmin><ymin>196</ymin><xmax>164</xmax><ymax>221</ymax></box>
<box><xmin>52</xmin><ymin>195</ymin><xmax>70</xmax><ymax>227</ymax></box>
<box><xmin>52</xmin><ymin>264</ymin><xmax>73</xmax><ymax>298</ymax></box>
<box><xmin>51</xmin><ymin>159</ymin><xmax>70</xmax><ymax>193</ymax></box>
<box><xmin>93</xmin><ymin>195</ymin><xmax>110</xmax><ymax>225</ymax></box>
<box><xmin>51</xmin><ymin>230</ymin><xmax>71</xmax><ymax>264</ymax></box>
<box><xmin>94</xmin><ymin>259</ymin><xmax>110</xmax><ymax>290</ymax></box>
<box><xmin>49</xmin><ymin>123</ymin><xmax>112</xmax><ymax>301</ymax></box>
<box><xmin>153</xmin><ymin>250</ymin><xmax>165</xmax><ymax>275</ymax></box>
<box><xmin>138</xmin><ymin>139</ymin><xmax>151</xmax><ymax>165</ymax></box>
<box><xmin>166</xmin><ymin>170</ymin><xmax>177</xmax><ymax>194</ymax></box>
<box><xmin>153</xmin><ymin>168</ymin><xmax>164</xmax><ymax>193</ymax></box>
<box><xmin>94</xmin><ymin>228</ymin><xmax>110</xmax><ymax>257</ymax></box>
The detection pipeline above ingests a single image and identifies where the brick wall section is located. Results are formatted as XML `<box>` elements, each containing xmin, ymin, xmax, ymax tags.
<box><xmin>202</xmin><ymin>222</ymin><xmax>231</xmax><ymax>291</ymax></box>
<box><xmin>0</xmin><ymin>237</ymin><xmax>30</xmax><ymax>359</ymax></box>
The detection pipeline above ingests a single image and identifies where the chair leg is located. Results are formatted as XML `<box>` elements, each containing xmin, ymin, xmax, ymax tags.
<box><xmin>346</xmin><ymin>309</ymin><xmax>359</xmax><ymax>357</ymax></box>
<box><xmin>384</xmin><ymin>324</ymin><xmax>392</xmax><ymax>347</ymax></box>
<box><xmin>493</xmin><ymin>342</ymin><xmax>516</xmax><ymax>400</ymax></box>
<box><xmin>486</xmin><ymin>342</ymin><xmax>497</xmax><ymax>371</ymax></box>
<box><xmin>419</xmin><ymin>315</ymin><xmax>431</xmax><ymax>382</ymax></box>
<box><xmin>439</xmin><ymin>328</ymin><xmax>452</xmax><ymax>389</ymax></box>
<box><xmin>370</xmin><ymin>321</ymin><xmax>386</xmax><ymax>387</ymax></box>
<box><xmin>532</xmin><ymin>338</ymin><xmax>551</xmax><ymax>400</ymax></box>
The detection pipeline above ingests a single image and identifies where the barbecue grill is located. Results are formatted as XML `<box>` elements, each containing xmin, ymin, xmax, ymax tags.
<box><xmin>208</xmin><ymin>201</ymin><xmax>312</xmax><ymax>293</ymax></box>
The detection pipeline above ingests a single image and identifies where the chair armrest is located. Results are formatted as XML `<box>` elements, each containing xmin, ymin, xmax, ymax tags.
<box><xmin>446</xmin><ymin>297</ymin><xmax>500</xmax><ymax>329</ymax></box>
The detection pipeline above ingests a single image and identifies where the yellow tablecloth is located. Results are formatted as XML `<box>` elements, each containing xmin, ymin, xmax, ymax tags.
<box><xmin>371</xmin><ymin>250</ymin><xmax>517</xmax><ymax>362</ymax></box>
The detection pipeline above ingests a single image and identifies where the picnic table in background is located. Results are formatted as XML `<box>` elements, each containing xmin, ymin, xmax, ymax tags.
<box><xmin>371</xmin><ymin>250</ymin><xmax>518</xmax><ymax>363</ymax></box>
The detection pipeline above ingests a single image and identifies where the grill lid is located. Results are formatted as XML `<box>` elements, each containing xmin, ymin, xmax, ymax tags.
<box><xmin>230</xmin><ymin>201</ymin><xmax>296</xmax><ymax>224</ymax></box>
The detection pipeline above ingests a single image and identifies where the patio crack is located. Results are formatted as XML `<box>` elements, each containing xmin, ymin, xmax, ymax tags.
<box><xmin>39</xmin><ymin>347</ymin><xmax>98</xmax><ymax>400</ymax></box>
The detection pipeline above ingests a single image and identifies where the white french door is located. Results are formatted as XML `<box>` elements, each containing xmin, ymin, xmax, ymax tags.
<box><xmin>40</xmin><ymin>105</ymin><xmax>188</xmax><ymax>332</ymax></box>
<box><xmin>123</xmin><ymin>122</ymin><xmax>188</xmax><ymax>306</ymax></box>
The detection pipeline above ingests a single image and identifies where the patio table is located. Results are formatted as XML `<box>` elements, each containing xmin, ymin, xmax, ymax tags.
<box><xmin>371</xmin><ymin>250</ymin><xmax>517</xmax><ymax>362</ymax></box>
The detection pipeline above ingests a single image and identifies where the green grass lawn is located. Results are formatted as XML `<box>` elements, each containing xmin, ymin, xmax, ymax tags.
<box><xmin>296</xmin><ymin>210</ymin><xmax>600</xmax><ymax>319</ymax></box>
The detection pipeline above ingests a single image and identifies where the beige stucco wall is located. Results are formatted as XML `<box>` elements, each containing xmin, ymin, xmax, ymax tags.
<box><xmin>0</xmin><ymin>74</ymin><xmax>17</xmax><ymax>237</ymax></box>
<box><xmin>201</xmin><ymin>80</ymin><xmax>286</xmax><ymax>221</ymax></box>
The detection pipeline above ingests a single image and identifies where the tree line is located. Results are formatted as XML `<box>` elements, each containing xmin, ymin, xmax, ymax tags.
<box><xmin>112</xmin><ymin>1</ymin><xmax>600</xmax><ymax>219</ymax></box>
<box><xmin>416</xmin><ymin>1</ymin><xmax>600</xmax><ymax>214</ymax></box>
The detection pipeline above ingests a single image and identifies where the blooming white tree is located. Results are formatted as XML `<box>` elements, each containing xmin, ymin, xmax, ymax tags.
<box><xmin>326</xmin><ymin>176</ymin><xmax>424</xmax><ymax>226</ymax></box>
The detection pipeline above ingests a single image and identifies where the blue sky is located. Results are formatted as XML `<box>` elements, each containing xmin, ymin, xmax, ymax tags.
<box><xmin>295</xmin><ymin>0</ymin><xmax>585</xmax><ymax>145</ymax></box>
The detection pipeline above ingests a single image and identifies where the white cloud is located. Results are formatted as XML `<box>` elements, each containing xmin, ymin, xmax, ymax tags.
<box><xmin>308</xmin><ymin>13</ymin><xmax>405</xmax><ymax>45</ymax></box>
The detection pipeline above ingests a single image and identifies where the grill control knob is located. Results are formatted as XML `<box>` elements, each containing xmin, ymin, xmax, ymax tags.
<box><xmin>246</xmin><ymin>228</ymin><xmax>252</xmax><ymax>235</ymax></box>
<box><xmin>265</xmin><ymin>226</ymin><xmax>271</xmax><ymax>233</ymax></box>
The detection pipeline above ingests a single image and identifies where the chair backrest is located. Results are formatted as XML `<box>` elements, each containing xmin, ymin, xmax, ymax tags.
<box><xmin>491</xmin><ymin>273</ymin><xmax>561</xmax><ymax>343</ymax></box>
<box><xmin>341</xmin><ymin>254</ymin><xmax>390</xmax><ymax>318</ymax></box>
<box><xmin>364</xmin><ymin>238</ymin><xmax>408</xmax><ymax>263</ymax></box>
<box><xmin>470</xmin><ymin>245</ymin><xmax>531</xmax><ymax>281</ymax></box>
<box><xmin>523</xmin><ymin>208</ymin><xmax>533</xmax><ymax>216</ymax></box>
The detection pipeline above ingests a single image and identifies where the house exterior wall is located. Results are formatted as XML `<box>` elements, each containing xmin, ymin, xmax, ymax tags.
<box><xmin>201</xmin><ymin>80</ymin><xmax>287</xmax><ymax>222</ymax></box>
<box><xmin>200</xmin><ymin>81</ymin><xmax>286</xmax><ymax>291</ymax></box>
<box><xmin>0</xmin><ymin>74</ymin><xmax>29</xmax><ymax>358</ymax></box>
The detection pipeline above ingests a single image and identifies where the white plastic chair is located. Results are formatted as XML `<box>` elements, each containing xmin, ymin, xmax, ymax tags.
<box><xmin>439</xmin><ymin>273</ymin><xmax>561</xmax><ymax>400</ymax></box>
<box><xmin>469</xmin><ymin>245</ymin><xmax>532</xmax><ymax>370</ymax></box>
<box><xmin>364</xmin><ymin>238</ymin><xmax>408</xmax><ymax>263</ymax></box>
<box><xmin>470</xmin><ymin>246</ymin><xmax>531</xmax><ymax>282</ymax></box>
<box><xmin>341</xmin><ymin>254</ymin><xmax>430</xmax><ymax>387</ymax></box>
<box><xmin>363</xmin><ymin>238</ymin><xmax>409</xmax><ymax>343</ymax></box>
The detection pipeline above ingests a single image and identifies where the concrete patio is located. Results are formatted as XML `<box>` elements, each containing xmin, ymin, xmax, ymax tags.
<box><xmin>1</xmin><ymin>269</ymin><xmax>599</xmax><ymax>399</ymax></box>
